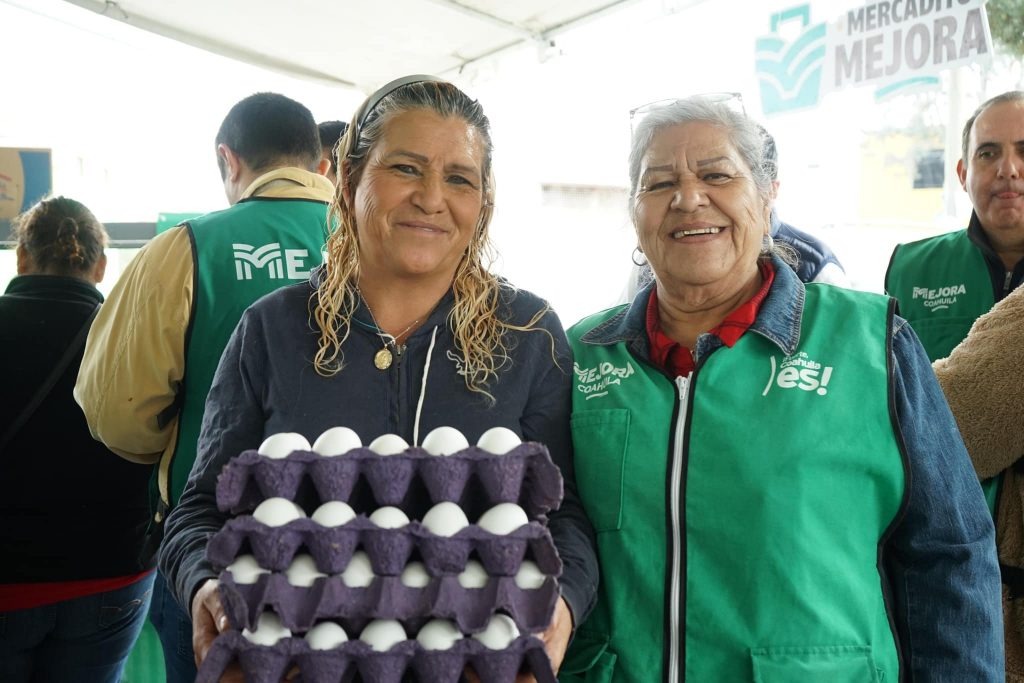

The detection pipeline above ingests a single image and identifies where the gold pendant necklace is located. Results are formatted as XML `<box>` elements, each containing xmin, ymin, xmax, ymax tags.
<box><xmin>358</xmin><ymin>286</ymin><xmax>419</xmax><ymax>372</ymax></box>
<box><xmin>374</xmin><ymin>347</ymin><xmax>393</xmax><ymax>370</ymax></box>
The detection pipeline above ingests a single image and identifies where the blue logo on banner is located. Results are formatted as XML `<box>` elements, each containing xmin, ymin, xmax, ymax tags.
<box><xmin>755</xmin><ymin>5</ymin><xmax>827</xmax><ymax>115</ymax></box>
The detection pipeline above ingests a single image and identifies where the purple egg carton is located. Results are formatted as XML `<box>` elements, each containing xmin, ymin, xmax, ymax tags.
<box><xmin>197</xmin><ymin>630</ymin><xmax>556</xmax><ymax>683</ymax></box>
<box><xmin>207</xmin><ymin>516</ymin><xmax>562</xmax><ymax>577</ymax></box>
<box><xmin>215</xmin><ymin>443</ymin><xmax>563</xmax><ymax>519</ymax></box>
<box><xmin>218</xmin><ymin>569</ymin><xmax>560</xmax><ymax>634</ymax></box>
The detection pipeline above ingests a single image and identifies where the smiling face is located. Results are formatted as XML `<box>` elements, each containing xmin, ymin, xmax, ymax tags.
<box><xmin>633</xmin><ymin>120</ymin><xmax>770</xmax><ymax>299</ymax></box>
<box><xmin>349</xmin><ymin>109</ymin><xmax>485</xmax><ymax>285</ymax></box>
<box><xmin>958</xmin><ymin>99</ymin><xmax>1024</xmax><ymax>260</ymax></box>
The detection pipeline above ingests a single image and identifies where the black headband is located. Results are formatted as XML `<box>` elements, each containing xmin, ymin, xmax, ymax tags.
<box><xmin>348</xmin><ymin>74</ymin><xmax>446</xmax><ymax>155</ymax></box>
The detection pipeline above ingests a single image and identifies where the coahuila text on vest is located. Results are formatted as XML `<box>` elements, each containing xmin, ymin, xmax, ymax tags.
<box><xmin>573</xmin><ymin>361</ymin><xmax>636</xmax><ymax>400</ymax></box>
<box><xmin>232</xmin><ymin>242</ymin><xmax>312</xmax><ymax>281</ymax></box>
<box><xmin>763</xmin><ymin>351</ymin><xmax>835</xmax><ymax>396</ymax></box>
<box><xmin>911</xmin><ymin>282</ymin><xmax>965</xmax><ymax>311</ymax></box>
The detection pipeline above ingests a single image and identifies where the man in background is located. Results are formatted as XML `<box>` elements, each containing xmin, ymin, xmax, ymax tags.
<box><xmin>317</xmin><ymin>119</ymin><xmax>348</xmax><ymax>186</ymax></box>
<box><xmin>75</xmin><ymin>92</ymin><xmax>333</xmax><ymax>681</ymax></box>
<box><xmin>886</xmin><ymin>90</ymin><xmax>1024</xmax><ymax>362</ymax></box>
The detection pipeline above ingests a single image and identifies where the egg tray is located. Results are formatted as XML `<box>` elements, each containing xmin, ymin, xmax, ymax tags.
<box><xmin>207</xmin><ymin>516</ymin><xmax>563</xmax><ymax>577</ymax></box>
<box><xmin>196</xmin><ymin>631</ymin><xmax>556</xmax><ymax>683</ymax></box>
<box><xmin>218</xmin><ymin>568</ymin><xmax>560</xmax><ymax>635</ymax></box>
<box><xmin>215</xmin><ymin>443</ymin><xmax>563</xmax><ymax>519</ymax></box>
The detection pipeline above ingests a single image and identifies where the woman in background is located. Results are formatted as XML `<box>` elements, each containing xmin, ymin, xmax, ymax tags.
<box><xmin>0</xmin><ymin>196</ymin><xmax>155</xmax><ymax>683</ymax></box>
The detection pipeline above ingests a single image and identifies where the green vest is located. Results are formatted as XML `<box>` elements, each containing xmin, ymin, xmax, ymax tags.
<box><xmin>561</xmin><ymin>285</ymin><xmax>906</xmax><ymax>683</ymax></box>
<box><xmin>158</xmin><ymin>197</ymin><xmax>328</xmax><ymax>509</ymax></box>
<box><xmin>885</xmin><ymin>229</ymin><xmax>993</xmax><ymax>362</ymax></box>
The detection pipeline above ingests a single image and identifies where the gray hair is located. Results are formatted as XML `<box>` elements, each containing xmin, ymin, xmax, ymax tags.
<box><xmin>627</xmin><ymin>96</ymin><xmax>774</xmax><ymax>215</ymax></box>
<box><xmin>961</xmin><ymin>90</ymin><xmax>1024</xmax><ymax>164</ymax></box>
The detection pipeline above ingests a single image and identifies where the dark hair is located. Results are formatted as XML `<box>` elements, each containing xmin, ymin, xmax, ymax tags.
<box><xmin>14</xmin><ymin>196</ymin><xmax>107</xmax><ymax>276</ymax></box>
<box><xmin>318</xmin><ymin>120</ymin><xmax>348</xmax><ymax>168</ymax></box>
<box><xmin>215</xmin><ymin>92</ymin><xmax>321</xmax><ymax>178</ymax></box>
<box><xmin>961</xmin><ymin>90</ymin><xmax>1024</xmax><ymax>164</ymax></box>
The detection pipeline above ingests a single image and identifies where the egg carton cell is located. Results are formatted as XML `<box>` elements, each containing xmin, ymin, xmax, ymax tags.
<box><xmin>207</xmin><ymin>516</ymin><xmax>563</xmax><ymax>576</ymax></box>
<box><xmin>214</xmin><ymin>443</ymin><xmax>563</xmax><ymax>520</ymax></box>
<box><xmin>196</xmin><ymin>630</ymin><xmax>556</xmax><ymax>683</ymax></box>
<box><xmin>217</xmin><ymin>569</ymin><xmax>560</xmax><ymax>634</ymax></box>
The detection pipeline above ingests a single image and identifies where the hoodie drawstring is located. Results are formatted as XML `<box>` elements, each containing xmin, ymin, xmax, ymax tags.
<box><xmin>413</xmin><ymin>326</ymin><xmax>439</xmax><ymax>447</ymax></box>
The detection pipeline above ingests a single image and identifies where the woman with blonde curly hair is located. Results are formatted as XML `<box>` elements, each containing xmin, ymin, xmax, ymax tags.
<box><xmin>160</xmin><ymin>76</ymin><xmax>598</xmax><ymax>678</ymax></box>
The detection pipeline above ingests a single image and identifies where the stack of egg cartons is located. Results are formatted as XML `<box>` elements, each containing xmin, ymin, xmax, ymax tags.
<box><xmin>197</xmin><ymin>425</ymin><xmax>565</xmax><ymax>683</ymax></box>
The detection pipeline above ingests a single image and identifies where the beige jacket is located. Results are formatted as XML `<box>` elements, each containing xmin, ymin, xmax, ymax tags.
<box><xmin>74</xmin><ymin>168</ymin><xmax>334</xmax><ymax>480</ymax></box>
<box><xmin>933</xmin><ymin>283</ymin><xmax>1024</xmax><ymax>680</ymax></box>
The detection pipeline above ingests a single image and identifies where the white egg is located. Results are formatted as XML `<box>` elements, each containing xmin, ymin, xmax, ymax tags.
<box><xmin>400</xmin><ymin>561</ymin><xmax>431</xmax><ymax>588</ymax></box>
<box><xmin>420</xmin><ymin>426</ymin><xmax>469</xmax><ymax>456</ymax></box>
<box><xmin>242</xmin><ymin>611</ymin><xmax>291</xmax><ymax>646</ymax></box>
<box><xmin>227</xmin><ymin>554</ymin><xmax>268</xmax><ymax>585</ymax></box>
<box><xmin>457</xmin><ymin>559</ymin><xmax>489</xmax><ymax>589</ymax></box>
<box><xmin>421</xmin><ymin>502</ymin><xmax>469</xmax><ymax>537</ymax></box>
<box><xmin>285</xmin><ymin>554</ymin><xmax>326</xmax><ymax>587</ymax></box>
<box><xmin>513</xmin><ymin>560</ymin><xmax>546</xmax><ymax>590</ymax></box>
<box><xmin>312</xmin><ymin>426</ymin><xmax>362</xmax><ymax>456</ymax></box>
<box><xmin>472</xmin><ymin>614</ymin><xmax>520</xmax><ymax>650</ymax></box>
<box><xmin>359</xmin><ymin>619</ymin><xmax>407</xmax><ymax>652</ymax></box>
<box><xmin>416</xmin><ymin>619</ymin><xmax>462</xmax><ymax>651</ymax></box>
<box><xmin>340</xmin><ymin>551</ymin><xmax>375</xmax><ymax>587</ymax></box>
<box><xmin>258</xmin><ymin>432</ymin><xmax>311</xmax><ymax>459</ymax></box>
<box><xmin>477</xmin><ymin>503</ymin><xmax>529</xmax><ymax>536</ymax></box>
<box><xmin>311</xmin><ymin>501</ymin><xmax>356</xmax><ymax>527</ymax></box>
<box><xmin>475</xmin><ymin>426</ymin><xmax>522</xmax><ymax>455</ymax></box>
<box><xmin>305</xmin><ymin>621</ymin><xmax>348</xmax><ymax>650</ymax></box>
<box><xmin>369</xmin><ymin>506</ymin><xmax>410</xmax><ymax>529</ymax></box>
<box><xmin>252</xmin><ymin>497</ymin><xmax>306</xmax><ymax>527</ymax></box>
<box><xmin>368</xmin><ymin>433</ymin><xmax>409</xmax><ymax>456</ymax></box>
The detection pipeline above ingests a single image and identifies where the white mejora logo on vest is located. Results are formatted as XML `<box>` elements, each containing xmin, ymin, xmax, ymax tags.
<box><xmin>232</xmin><ymin>243</ymin><xmax>311</xmax><ymax>281</ymax></box>
<box><xmin>911</xmin><ymin>283</ymin><xmax>966</xmax><ymax>312</ymax></box>
<box><xmin>574</xmin><ymin>361</ymin><xmax>635</xmax><ymax>400</ymax></box>
<box><xmin>763</xmin><ymin>351</ymin><xmax>834</xmax><ymax>396</ymax></box>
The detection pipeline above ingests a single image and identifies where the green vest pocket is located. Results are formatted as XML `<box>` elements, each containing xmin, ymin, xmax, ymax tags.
<box><xmin>570</xmin><ymin>409</ymin><xmax>629</xmax><ymax>532</ymax></box>
<box><xmin>560</xmin><ymin>631</ymin><xmax>617</xmax><ymax>682</ymax></box>
<box><xmin>751</xmin><ymin>645</ymin><xmax>880</xmax><ymax>682</ymax></box>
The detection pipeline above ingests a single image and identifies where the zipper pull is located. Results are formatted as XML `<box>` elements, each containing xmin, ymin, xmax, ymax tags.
<box><xmin>1004</xmin><ymin>270</ymin><xmax>1013</xmax><ymax>296</ymax></box>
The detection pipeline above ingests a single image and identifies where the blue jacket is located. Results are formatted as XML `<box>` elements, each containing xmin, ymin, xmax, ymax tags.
<box><xmin>588</xmin><ymin>257</ymin><xmax>1003</xmax><ymax>681</ymax></box>
<box><xmin>159</xmin><ymin>271</ymin><xmax>599</xmax><ymax>626</ymax></box>
<box><xmin>770</xmin><ymin>210</ymin><xmax>845</xmax><ymax>284</ymax></box>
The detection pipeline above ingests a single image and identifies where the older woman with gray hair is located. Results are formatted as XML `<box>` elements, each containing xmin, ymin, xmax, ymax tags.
<box><xmin>558</xmin><ymin>94</ymin><xmax>1003</xmax><ymax>682</ymax></box>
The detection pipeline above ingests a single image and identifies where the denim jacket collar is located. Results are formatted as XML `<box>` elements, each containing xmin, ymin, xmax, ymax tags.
<box><xmin>580</xmin><ymin>254</ymin><xmax>805</xmax><ymax>362</ymax></box>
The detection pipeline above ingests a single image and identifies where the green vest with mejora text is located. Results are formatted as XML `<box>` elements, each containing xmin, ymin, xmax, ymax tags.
<box><xmin>153</xmin><ymin>197</ymin><xmax>328</xmax><ymax>513</ymax></box>
<box><xmin>560</xmin><ymin>285</ymin><xmax>906</xmax><ymax>683</ymax></box>
<box><xmin>885</xmin><ymin>228</ymin><xmax>993</xmax><ymax>362</ymax></box>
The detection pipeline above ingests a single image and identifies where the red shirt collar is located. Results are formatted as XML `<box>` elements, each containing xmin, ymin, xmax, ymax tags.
<box><xmin>645</xmin><ymin>260</ymin><xmax>776</xmax><ymax>377</ymax></box>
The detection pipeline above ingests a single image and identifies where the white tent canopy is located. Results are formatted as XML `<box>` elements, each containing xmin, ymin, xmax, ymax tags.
<box><xmin>61</xmin><ymin>0</ymin><xmax>663</xmax><ymax>92</ymax></box>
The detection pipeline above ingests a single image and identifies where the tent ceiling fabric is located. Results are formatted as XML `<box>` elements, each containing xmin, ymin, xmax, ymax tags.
<box><xmin>62</xmin><ymin>0</ymin><xmax>634</xmax><ymax>92</ymax></box>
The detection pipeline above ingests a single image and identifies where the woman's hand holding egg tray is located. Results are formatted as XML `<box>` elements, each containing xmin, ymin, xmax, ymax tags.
<box><xmin>199</xmin><ymin>427</ymin><xmax>562</xmax><ymax>683</ymax></box>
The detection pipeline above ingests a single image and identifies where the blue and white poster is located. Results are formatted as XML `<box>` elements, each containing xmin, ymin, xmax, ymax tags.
<box><xmin>756</xmin><ymin>0</ymin><xmax>993</xmax><ymax>115</ymax></box>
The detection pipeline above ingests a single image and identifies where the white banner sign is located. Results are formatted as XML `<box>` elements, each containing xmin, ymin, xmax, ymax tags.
<box><xmin>824</xmin><ymin>0</ymin><xmax>993</xmax><ymax>91</ymax></box>
<box><xmin>755</xmin><ymin>0</ymin><xmax>993</xmax><ymax>114</ymax></box>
